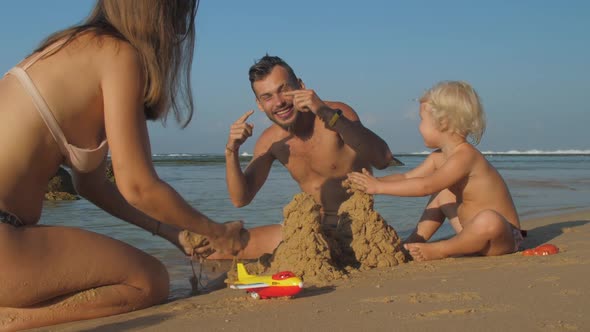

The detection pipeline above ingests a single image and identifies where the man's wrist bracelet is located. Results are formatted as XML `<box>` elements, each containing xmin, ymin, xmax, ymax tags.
<box><xmin>328</xmin><ymin>109</ymin><xmax>343</xmax><ymax>127</ymax></box>
<box><xmin>225</xmin><ymin>145</ymin><xmax>236</xmax><ymax>154</ymax></box>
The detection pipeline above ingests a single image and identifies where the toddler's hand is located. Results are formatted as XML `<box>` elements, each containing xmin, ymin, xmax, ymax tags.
<box><xmin>347</xmin><ymin>168</ymin><xmax>381</xmax><ymax>194</ymax></box>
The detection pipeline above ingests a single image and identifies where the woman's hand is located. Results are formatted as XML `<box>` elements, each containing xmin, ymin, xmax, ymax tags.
<box><xmin>196</xmin><ymin>220</ymin><xmax>247</xmax><ymax>257</ymax></box>
<box><xmin>177</xmin><ymin>230</ymin><xmax>212</xmax><ymax>257</ymax></box>
<box><xmin>347</xmin><ymin>168</ymin><xmax>382</xmax><ymax>194</ymax></box>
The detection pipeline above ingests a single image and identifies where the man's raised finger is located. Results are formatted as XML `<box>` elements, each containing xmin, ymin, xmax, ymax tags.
<box><xmin>237</xmin><ymin>110</ymin><xmax>255</xmax><ymax>123</ymax></box>
<box><xmin>282</xmin><ymin>90</ymin><xmax>303</xmax><ymax>97</ymax></box>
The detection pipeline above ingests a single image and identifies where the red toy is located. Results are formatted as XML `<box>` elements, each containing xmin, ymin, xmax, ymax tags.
<box><xmin>522</xmin><ymin>243</ymin><xmax>559</xmax><ymax>256</ymax></box>
<box><xmin>229</xmin><ymin>263</ymin><xmax>303</xmax><ymax>299</ymax></box>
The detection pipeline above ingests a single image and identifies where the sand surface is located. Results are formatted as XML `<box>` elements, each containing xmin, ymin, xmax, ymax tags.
<box><xmin>36</xmin><ymin>209</ymin><xmax>590</xmax><ymax>332</ymax></box>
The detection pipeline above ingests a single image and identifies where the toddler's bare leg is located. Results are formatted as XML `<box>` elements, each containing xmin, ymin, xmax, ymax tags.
<box><xmin>404</xmin><ymin>189</ymin><xmax>460</xmax><ymax>244</ymax></box>
<box><xmin>405</xmin><ymin>210</ymin><xmax>516</xmax><ymax>261</ymax></box>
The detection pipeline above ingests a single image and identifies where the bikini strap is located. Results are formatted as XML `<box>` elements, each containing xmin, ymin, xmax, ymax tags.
<box><xmin>21</xmin><ymin>39</ymin><xmax>68</xmax><ymax>70</ymax></box>
<box><xmin>7</xmin><ymin>67</ymin><xmax>70</xmax><ymax>159</ymax></box>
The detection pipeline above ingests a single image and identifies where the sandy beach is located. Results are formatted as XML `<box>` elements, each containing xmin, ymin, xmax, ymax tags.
<box><xmin>37</xmin><ymin>209</ymin><xmax>589</xmax><ymax>332</ymax></box>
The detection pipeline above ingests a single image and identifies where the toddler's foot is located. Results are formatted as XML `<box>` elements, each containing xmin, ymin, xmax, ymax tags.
<box><xmin>404</xmin><ymin>243</ymin><xmax>447</xmax><ymax>261</ymax></box>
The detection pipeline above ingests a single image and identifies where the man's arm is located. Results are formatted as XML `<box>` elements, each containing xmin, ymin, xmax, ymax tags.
<box><xmin>225</xmin><ymin>112</ymin><xmax>276</xmax><ymax>207</ymax></box>
<box><xmin>283</xmin><ymin>90</ymin><xmax>393</xmax><ymax>169</ymax></box>
<box><xmin>318</xmin><ymin>102</ymin><xmax>393</xmax><ymax>169</ymax></box>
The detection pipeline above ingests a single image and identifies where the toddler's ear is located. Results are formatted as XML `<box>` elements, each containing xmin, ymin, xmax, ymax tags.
<box><xmin>438</xmin><ymin>118</ymin><xmax>450</xmax><ymax>132</ymax></box>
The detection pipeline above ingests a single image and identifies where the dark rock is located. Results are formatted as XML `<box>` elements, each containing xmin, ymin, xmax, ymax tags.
<box><xmin>46</xmin><ymin>167</ymin><xmax>77</xmax><ymax>195</ymax></box>
<box><xmin>44</xmin><ymin>191</ymin><xmax>80</xmax><ymax>201</ymax></box>
<box><xmin>105</xmin><ymin>161</ymin><xmax>116</xmax><ymax>183</ymax></box>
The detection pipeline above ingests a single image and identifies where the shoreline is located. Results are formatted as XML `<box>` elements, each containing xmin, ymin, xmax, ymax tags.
<box><xmin>38</xmin><ymin>208</ymin><xmax>590</xmax><ymax>331</ymax></box>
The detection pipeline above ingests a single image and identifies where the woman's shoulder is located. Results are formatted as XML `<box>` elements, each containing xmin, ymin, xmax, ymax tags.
<box><xmin>61</xmin><ymin>33</ymin><xmax>142</xmax><ymax>82</ymax></box>
<box><xmin>80</xmin><ymin>34</ymin><xmax>144</xmax><ymax>88</ymax></box>
<box><xmin>87</xmin><ymin>35</ymin><xmax>141</xmax><ymax>69</ymax></box>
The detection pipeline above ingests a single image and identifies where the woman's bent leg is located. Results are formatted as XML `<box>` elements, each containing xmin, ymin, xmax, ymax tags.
<box><xmin>0</xmin><ymin>224</ymin><xmax>169</xmax><ymax>331</ymax></box>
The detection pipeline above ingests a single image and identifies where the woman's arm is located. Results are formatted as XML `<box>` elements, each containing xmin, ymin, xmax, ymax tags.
<box><xmin>73</xmin><ymin>159</ymin><xmax>200</xmax><ymax>256</ymax></box>
<box><xmin>100</xmin><ymin>41</ymin><xmax>243</xmax><ymax>255</ymax></box>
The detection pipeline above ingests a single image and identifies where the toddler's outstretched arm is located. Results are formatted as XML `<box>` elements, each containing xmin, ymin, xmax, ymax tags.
<box><xmin>348</xmin><ymin>149</ymin><xmax>474</xmax><ymax>197</ymax></box>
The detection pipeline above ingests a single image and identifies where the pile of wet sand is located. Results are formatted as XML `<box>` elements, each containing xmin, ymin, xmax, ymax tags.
<box><xmin>226</xmin><ymin>191</ymin><xmax>407</xmax><ymax>286</ymax></box>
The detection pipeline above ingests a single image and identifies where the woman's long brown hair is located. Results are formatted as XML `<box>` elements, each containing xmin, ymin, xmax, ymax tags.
<box><xmin>35</xmin><ymin>0</ymin><xmax>199</xmax><ymax>128</ymax></box>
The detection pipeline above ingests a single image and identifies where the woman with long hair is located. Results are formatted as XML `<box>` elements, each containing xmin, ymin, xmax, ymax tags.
<box><xmin>0</xmin><ymin>1</ymin><xmax>244</xmax><ymax>329</ymax></box>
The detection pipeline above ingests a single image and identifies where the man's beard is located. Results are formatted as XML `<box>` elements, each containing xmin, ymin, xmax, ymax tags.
<box><xmin>268</xmin><ymin>110</ymin><xmax>298</xmax><ymax>131</ymax></box>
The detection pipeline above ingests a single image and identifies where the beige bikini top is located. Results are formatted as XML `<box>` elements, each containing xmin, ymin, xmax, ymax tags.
<box><xmin>6</xmin><ymin>41</ymin><xmax>109</xmax><ymax>173</ymax></box>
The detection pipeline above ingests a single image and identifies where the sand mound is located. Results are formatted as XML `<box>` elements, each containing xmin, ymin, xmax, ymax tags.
<box><xmin>227</xmin><ymin>190</ymin><xmax>407</xmax><ymax>286</ymax></box>
<box><xmin>228</xmin><ymin>193</ymin><xmax>344</xmax><ymax>286</ymax></box>
<box><xmin>336</xmin><ymin>191</ymin><xmax>407</xmax><ymax>269</ymax></box>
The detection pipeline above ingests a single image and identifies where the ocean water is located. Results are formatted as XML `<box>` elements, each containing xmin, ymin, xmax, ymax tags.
<box><xmin>41</xmin><ymin>152</ymin><xmax>590</xmax><ymax>299</ymax></box>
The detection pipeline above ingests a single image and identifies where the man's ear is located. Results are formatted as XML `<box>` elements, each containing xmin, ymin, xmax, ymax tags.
<box><xmin>298</xmin><ymin>78</ymin><xmax>305</xmax><ymax>89</ymax></box>
<box><xmin>255</xmin><ymin>98</ymin><xmax>264</xmax><ymax>112</ymax></box>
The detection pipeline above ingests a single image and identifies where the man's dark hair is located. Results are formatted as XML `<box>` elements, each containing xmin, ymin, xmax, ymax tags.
<box><xmin>248</xmin><ymin>55</ymin><xmax>298</xmax><ymax>85</ymax></box>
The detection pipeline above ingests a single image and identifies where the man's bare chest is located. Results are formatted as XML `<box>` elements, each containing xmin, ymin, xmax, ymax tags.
<box><xmin>274</xmin><ymin>138</ymin><xmax>354</xmax><ymax>180</ymax></box>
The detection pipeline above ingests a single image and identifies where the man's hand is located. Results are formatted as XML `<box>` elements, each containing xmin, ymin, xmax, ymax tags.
<box><xmin>227</xmin><ymin>110</ymin><xmax>254</xmax><ymax>153</ymax></box>
<box><xmin>283</xmin><ymin>89</ymin><xmax>328</xmax><ymax>115</ymax></box>
<box><xmin>347</xmin><ymin>168</ymin><xmax>382</xmax><ymax>194</ymax></box>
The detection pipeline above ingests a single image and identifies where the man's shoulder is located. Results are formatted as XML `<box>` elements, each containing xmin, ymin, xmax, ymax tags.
<box><xmin>325</xmin><ymin>100</ymin><xmax>351</xmax><ymax>111</ymax></box>
<box><xmin>259</xmin><ymin>124</ymin><xmax>285</xmax><ymax>138</ymax></box>
<box><xmin>256</xmin><ymin>124</ymin><xmax>288</xmax><ymax>147</ymax></box>
<box><xmin>325</xmin><ymin>101</ymin><xmax>358</xmax><ymax>121</ymax></box>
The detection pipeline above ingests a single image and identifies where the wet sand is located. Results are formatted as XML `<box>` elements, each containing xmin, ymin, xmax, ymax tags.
<box><xmin>36</xmin><ymin>208</ymin><xmax>590</xmax><ymax>332</ymax></box>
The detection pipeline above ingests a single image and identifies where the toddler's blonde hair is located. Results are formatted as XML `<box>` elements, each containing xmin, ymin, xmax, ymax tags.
<box><xmin>419</xmin><ymin>81</ymin><xmax>486</xmax><ymax>145</ymax></box>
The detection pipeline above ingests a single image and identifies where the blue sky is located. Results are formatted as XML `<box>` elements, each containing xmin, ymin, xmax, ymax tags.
<box><xmin>1</xmin><ymin>1</ymin><xmax>589</xmax><ymax>154</ymax></box>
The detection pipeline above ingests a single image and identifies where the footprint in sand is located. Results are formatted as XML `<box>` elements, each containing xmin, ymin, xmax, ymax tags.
<box><xmin>406</xmin><ymin>292</ymin><xmax>481</xmax><ymax>304</ymax></box>
<box><xmin>559</xmin><ymin>289</ymin><xmax>582</xmax><ymax>296</ymax></box>
<box><xmin>540</xmin><ymin>320</ymin><xmax>579</xmax><ymax>331</ymax></box>
<box><xmin>414</xmin><ymin>308</ymin><xmax>477</xmax><ymax>318</ymax></box>
<box><xmin>360</xmin><ymin>296</ymin><xmax>397</xmax><ymax>303</ymax></box>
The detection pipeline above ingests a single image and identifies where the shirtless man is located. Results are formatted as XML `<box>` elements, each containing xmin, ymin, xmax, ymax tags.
<box><xmin>220</xmin><ymin>55</ymin><xmax>394</xmax><ymax>259</ymax></box>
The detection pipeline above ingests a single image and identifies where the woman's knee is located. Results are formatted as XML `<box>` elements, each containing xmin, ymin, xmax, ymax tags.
<box><xmin>131</xmin><ymin>255</ymin><xmax>170</xmax><ymax>306</ymax></box>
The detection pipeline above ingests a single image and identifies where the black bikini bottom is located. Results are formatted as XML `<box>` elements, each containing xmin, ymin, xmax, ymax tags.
<box><xmin>0</xmin><ymin>209</ymin><xmax>24</xmax><ymax>227</ymax></box>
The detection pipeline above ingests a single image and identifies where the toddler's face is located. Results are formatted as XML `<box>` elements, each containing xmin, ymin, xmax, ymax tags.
<box><xmin>418</xmin><ymin>102</ymin><xmax>440</xmax><ymax>148</ymax></box>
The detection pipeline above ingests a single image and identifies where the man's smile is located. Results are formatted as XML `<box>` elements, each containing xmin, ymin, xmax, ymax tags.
<box><xmin>274</xmin><ymin>106</ymin><xmax>294</xmax><ymax>120</ymax></box>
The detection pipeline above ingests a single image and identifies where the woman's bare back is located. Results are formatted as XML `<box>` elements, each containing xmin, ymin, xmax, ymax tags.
<box><xmin>0</xmin><ymin>35</ymin><xmax>125</xmax><ymax>224</ymax></box>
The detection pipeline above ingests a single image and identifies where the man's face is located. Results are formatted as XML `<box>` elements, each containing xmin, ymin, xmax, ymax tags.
<box><xmin>252</xmin><ymin>66</ymin><xmax>301</xmax><ymax>129</ymax></box>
